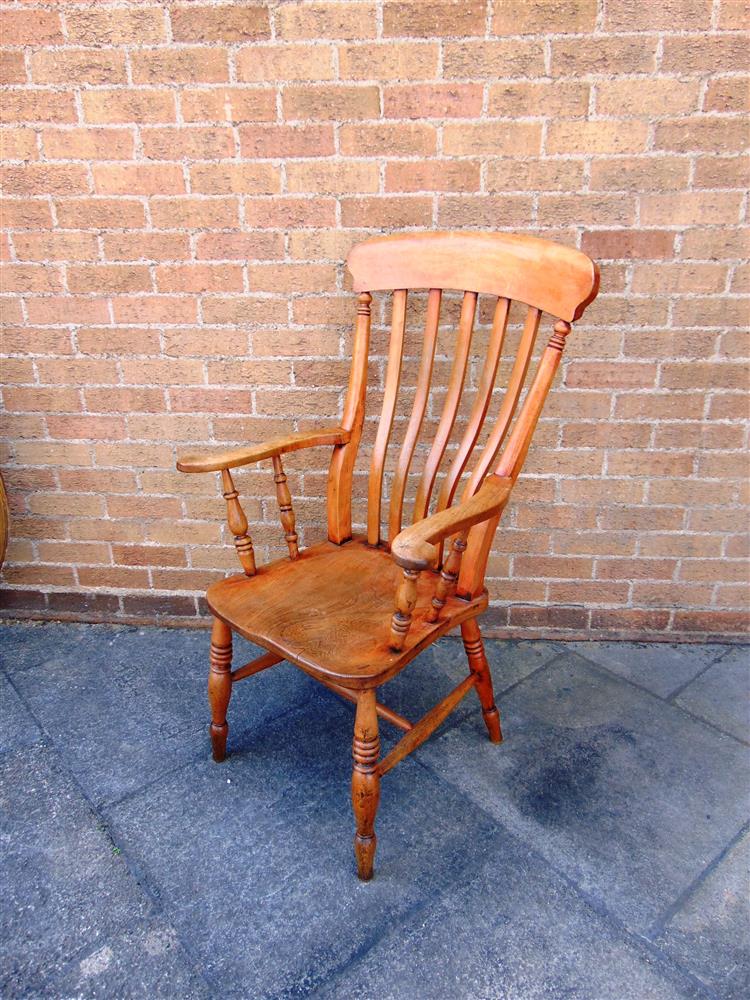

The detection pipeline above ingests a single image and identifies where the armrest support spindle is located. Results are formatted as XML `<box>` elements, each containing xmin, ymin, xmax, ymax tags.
<box><xmin>389</xmin><ymin>568</ymin><xmax>420</xmax><ymax>652</ymax></box>
<box><xmin>221</xmin><ymin>468</ymin><xmax>256</xmax><ymax>576</ymax></box>
<box><xmin>426</xmin><ymin>532</ymin><xmax>468</xmax><ymax>623</ymax></box>
<box><xmin>272</xmin><ymin>454</ymin><xmax>299</xmax><ymax>560</ymax></box>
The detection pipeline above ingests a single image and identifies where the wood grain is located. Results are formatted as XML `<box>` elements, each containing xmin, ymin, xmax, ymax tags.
<box><xmin>347</xmin><ymin>231</ymin><xmax>600</xmax><ymax>322</ymax></box>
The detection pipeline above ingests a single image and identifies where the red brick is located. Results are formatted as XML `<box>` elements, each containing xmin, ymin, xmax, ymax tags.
<box><xmin>386</xmin><ymin>161</ymin><xmax>481</xmax><ymax>193</ymax></box>
<box><xmin>25</xmin><ymin>297</ymin><xmax>110</xmax><ymax>326</ymax></box>
<box><xmin>443</xmin><ymin>122</ymin><xmax>541</xmax><ymax>155</ymax></box>
<box><xmin>171</xmin><ymin>4</ymin><xmax>270</xmax><ymax>42</ymax></box>
<box><xmin>156</xmin><ymin>264</ymin><xmax>244</xmax><ymax>294</ymax></box>
<box><xmin>384</xmin><ymin>84</ymin><xmax>482</xmax><ymax>119</ymax></box>
<box><xmin>102</xmin><ymin>233</ymin><xmax>190</xmax><ymax>262</ymax></box>
<box><xmin>444</xmin><ymin>40</ymin><xmax>546</xmax><ymax>78</ymax></box>
<box><xmin>149</xmin><ymin>196</ymin><xmax>240</xmax><ymax>230</ymax></box>
<box><xmin>552</xmin><ymin>35</ymin><xmax>657</xmax><ymax>76</ymax></box>
<box><xmin>384</xmin><ymin>1</ymin><xmax>486</xmax><ymax>36</ymax></box>
<box><xmin>494</xmin><ymin>0</ymin><xmax>596</xmax><ymax>33</ymax></box>
<box><xmin>55</xmin><ymin>198</ymin><xmax>146</xmax><ymax>229</ymax></box>
<box><xmin>65</xmin><ymin>8</ymin><xmax>167</xmax><ymax>44</ymax></box>
<box><xmin>339</xmin><ymin>41</ymin><xmax>439</xmax><ymax>79</ymax></box>
<box><xmin>131</xmin><ymin>48</ymin><xmax>229</xmax><ymax>85</ymax></box>
<box><xmin>277</xmin><ymin>2</ymin><xmax>376</xmax><ymax>39</ymax></box>
<box><xmin>243</xmin><ymin>197</ymin><xmax>337</xmax><ymax>229</ymax></box>
<box><xmin>0</xmin><ymin>51</ymin><xmax>26</xmax><ymax>85</ymax></box>
<box><xmin>93</xmin><ymin>164</ymin><xmax>185</xmax><ymax>196</ymax></box>
<box><xmin>181</xmin><ymin>87</ymin><xmax>276</xmax><ymax>123</ymax></box>
<box><xmin>141</xmin><ymin>126</ymin><xmax>235</xmax><ymax>160</ymax></box>
<box><xmin>235</xmin><ymin>44</ymin><xmax>334</xmax><ymax>82</ymax></box>
<box><xmin>42</xmin><ymin>127</ymin><xmax>135</xmax><ymax>162</ymax></box>
<box><xmin>340</xmin><ymin>123</ymin><xmax>436</xmax><ymax>157</ymax></box>
<box><xmin>82</xmin><ymin>89</ymin><xmax>176</xmax><ymax>124</ymax></box>
<box><xmin>605</xmin><ymin>0</ymin><xmax>711</xmax><ymax>30</ymax></box>
<box><xmin>31</xmin><ymin>49</ymin><xmax>127</xmax><ymax>85</ymax></box>
<box><xmin>195</xmin><ymin>233</ymin><xmax>283</xmax><ymax>261</ymax></box>
<box><xmin>283</xmin><ymin>85</ymin><xmax>380</xmax><ymax>121</ymax></box>
<box><xmin>0</xmin><ymin>9</ymin><xmax>63</xmax><ymax>45</ymax></box>
<box><xmin>13</xmin><ymin>232</ymin><xmax>99</xmax><ymax>262</ymax></box>
<box><xmin>581</xmin><ymin>230</ymin><xmax>676</xmax><ymax>260</ymax></box>
<box><xmin>0</xmin><ymin>128</ymin><xmax>38</xmax><ymax>161</ymax></box>
<box><xmin>1</xmin><ymin>91</ymin><xmax>77</xmax><ymax>124</ymax></box>
<box><xmin>190</xmin><ymin>163</ymin><xmax>280</xmax><ymax>195</ymax></box>
<box><xmin>238</xmin><ymin>125</ymin><xmax>335</xmax><ymax>159</ymax></box>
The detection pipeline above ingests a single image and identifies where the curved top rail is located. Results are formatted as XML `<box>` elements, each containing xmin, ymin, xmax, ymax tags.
<box><xmin>346</xmin><ymin>231</ymin><xmax>600</xmax><ymax>322</ymax></box>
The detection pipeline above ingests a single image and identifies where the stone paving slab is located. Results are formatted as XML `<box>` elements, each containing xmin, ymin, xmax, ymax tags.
<box><xmin>0</xmin><ymin>671</ymin><xmax>41</xmax><ymax>753</ymax></box>
<box><xmin>1</xmin><ymin>623</ymin><xmax>748</xmax><ymax>1000</ymax></box>
<box><xmin>8</xmin><ymin>623</ymin><xmax>315</xmax><ymax>808</ymax></box>
<box><xmin>655</xmin><ymin>830</ymin><xmax>750</xmax><ymax>1000</ymax></box>
<box><xmin>418</xmin><ymin>649</ymin><xmax>750</xmax><ymax>935</ymax></box>
<box><xmin>0</xmin><ymin>745</ymin><xmax>153</xmax><ymax>996</ymax></box>
<box><xmin>40</xmin><ymin>918</ymin><xmax>212</xmax><ymax>1000</ymax></box>
<box><xmin>675</xmin><ymin>646</ymin><xmax>750</xmax><ymax>743</ymax></box>
<box><xmin>569</xmin><ymin>640</ymin><xmax>729</xmax><ymax>699</ymax></box>
<box><xmin>317</xmin><ymin>834</ymin><xmax>706</xmax><ymax>1000</ymax></box>
<box><xmin>105</xmin><ymin>691</ymin><xmax>501</xmax><ymax>998</ymax></box>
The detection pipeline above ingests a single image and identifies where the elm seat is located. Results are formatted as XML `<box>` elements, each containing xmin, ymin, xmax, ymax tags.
<box><xmin>207</xmin><ymin>537</ymin><xmax>487</xmax><ymax>689</ymax></box>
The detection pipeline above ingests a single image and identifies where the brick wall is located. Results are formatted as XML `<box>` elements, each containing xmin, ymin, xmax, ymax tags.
<box><xmin>1</xmin><ymin>0</ymin><xmax>748</xmax><ymax>641</ymax></box>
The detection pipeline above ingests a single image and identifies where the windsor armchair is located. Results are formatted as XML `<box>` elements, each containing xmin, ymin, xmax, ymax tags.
<box><xmin>177</xmin><ymin>231</ymin><xmax>599</xmax><ymax>880</ymax></box>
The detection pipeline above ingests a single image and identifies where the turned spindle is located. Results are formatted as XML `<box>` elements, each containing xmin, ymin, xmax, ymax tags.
<box><xmin>549</xmin><ymin>318</ymin><xmax>571</xmax><ymax>351</ymax></box>
<box><xmin>272</xmin><ymin>454</ymin><xmax>298</xmax><ymax>560</ymax></box>
<box><xmin>389</xmin><ymin>567</ymin><xmax>420</xmax><ymax>651</ymax></box>
<box><xmin>426</xmin><ymin>532</ymin><xmax>467</xmax><ymax>623</ymax></box>
<box><xmin>351</xmin><ymin>689</ymin><xmax>380</xmax><ymax>880</ymax></box>
<box><xmin>220</xmin><ymin>468</ymin><xmax>256</xmax><ymax>576</ymax></box>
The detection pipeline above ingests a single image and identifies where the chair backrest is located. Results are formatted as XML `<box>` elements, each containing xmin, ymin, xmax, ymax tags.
<box><xmin>327</xmin><ymin>231</ymin><xmax>599</xmax><ymax>589</ymax></box>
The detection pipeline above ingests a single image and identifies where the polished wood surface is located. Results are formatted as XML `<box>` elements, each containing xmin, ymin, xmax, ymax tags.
<box><xmin>177</xmin><ymin>427</ymin><xmax>349</xmax><ymax>474</ymax></box>
<box><xmin>176</xmin><ymin>230</ymin><xmax>600</xmax><ymax>879</ymax></box>
<box><xmin>347</xmin><ymin>231</ymin><xmax>600</xmax><ymax>321</ymax></box>
<box><xmin>368</xmin><ymin>288</ymin><xmax>407</xmax><ymax>546</ymax></box>
<box><xmin>207</xmin><ymin>537</ymin><xmax>486</xmax><ymax>689</ymax></box>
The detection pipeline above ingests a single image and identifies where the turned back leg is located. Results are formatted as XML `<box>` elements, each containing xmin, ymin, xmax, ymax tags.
<box><xmin>461</xmin><ymin>619</ymin><xmax>502</xmax><ymax>744</ymax></box>
<box><xmin>351</xmin><ymin>689</ymin><xmax>381</xmax><ymax>880</ymax></box>
<box><xmin>208</xmin><ymin>617</ymin><xmax>233</xmax><ymax>762</ymax></box>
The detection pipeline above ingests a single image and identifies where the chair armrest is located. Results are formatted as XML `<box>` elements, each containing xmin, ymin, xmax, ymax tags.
<box><xmin>176</xmin><ymin>426</ymin><xmax>351</xmax><ymax>474</ymax></box>
<box><xmin>390</xmin><ymin>475</ymin><xmax>513</xmax><ymax>571</ymax></box>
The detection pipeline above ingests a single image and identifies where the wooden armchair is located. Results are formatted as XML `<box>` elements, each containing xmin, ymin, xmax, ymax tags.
<box><xmin>177</xmin><ymin>232</ymin><xmax>599</xmax><ymax>880</ymax></box>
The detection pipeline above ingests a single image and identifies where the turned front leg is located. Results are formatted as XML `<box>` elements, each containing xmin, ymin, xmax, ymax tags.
<box><xmin>208</xmin><ymin>617</ymin><xmax>233</xmax><ymax>761</ymax></box>
<box><xmin>220</xmin><ymin>468</ymin><xmax>256</xmax><ymax>576</ymax></box>
<box><xmin>390</xmin><ymin>568</ymin><xmax>420</xmax><ymax>651</ymax></box>
<box><xmin>351</xmin><ymin>689</ymin><xmax>381</xmax><ymax>881</ymax></box>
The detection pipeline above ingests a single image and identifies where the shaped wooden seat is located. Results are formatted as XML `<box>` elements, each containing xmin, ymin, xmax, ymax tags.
<box><xmin>207</xmin><ymin>536</ymin><xmax>490</xmax><ymax>688</ymax></box>
<box><xmin>177</xmin><ymin>230</ymin><xmax>599</xmax><ymax>880</ymax></box>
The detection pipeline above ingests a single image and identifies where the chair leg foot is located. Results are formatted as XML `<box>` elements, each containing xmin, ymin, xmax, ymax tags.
<box><xmin>208</xmin><ymin>617</ymin><xmax>233</xmax><ymax>763</ymax></box>
<box><xmin>461</xmin><ymin>619</ymin><xmax>503</xmax><ymax>745</ymax></box>
<box><xmin>352</xmin><ymin>689</ymin><xmax>380</xmax><ymax>881</ymax></box>
<box><xmin>209</xmin><ymin>722</ymin><xmax>228</xmax><ymax>763</ymax></box>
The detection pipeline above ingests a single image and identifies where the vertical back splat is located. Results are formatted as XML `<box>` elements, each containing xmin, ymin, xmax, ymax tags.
<box><xmin>412</xmin><ymin>290</ymin><xmax>477</xmax><ymax>527</ymax></box>
<box><xmin>388</xmin><ymin>288</ymin><xmax>442</xmax><ymax>543</ymax></box>
<box><xmin>327</xmin><ymin>291</ymin><xmax>371</xmax><ymax>544</ymax></box>
<box><xmin>367</xmin><ymin>289</ymin><xmax>408</xmax><ymax>546</ymax></box>
<box><xmin>436</xmin><ymin>296</ymin><xmax>510</xmax><ymax>516</ymax></box>
<box><xmin>463</xmin><ymin>305</ymin><xmax>541</xmax><ymax>501</ymax></box>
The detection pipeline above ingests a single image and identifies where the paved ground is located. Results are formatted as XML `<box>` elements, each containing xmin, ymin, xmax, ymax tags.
<box><xmin>0</xmin><ymin>622</ymin><xmax>748</xmax><ymax>1000</ymax></box>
